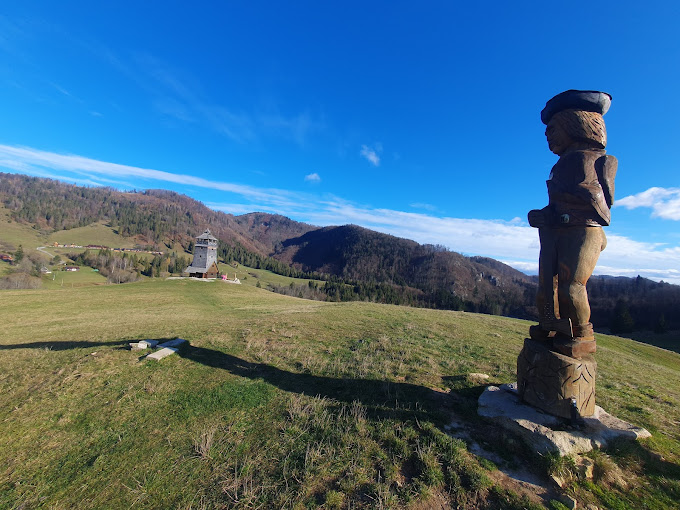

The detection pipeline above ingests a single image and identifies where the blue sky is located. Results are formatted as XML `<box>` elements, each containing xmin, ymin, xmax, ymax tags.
<box><xmin>1</xmin><ymin>2</ymin><xmax>679</xmax><ymax>283</ymax></box>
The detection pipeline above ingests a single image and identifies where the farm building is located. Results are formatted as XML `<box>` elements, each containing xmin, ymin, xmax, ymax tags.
<box><xmin>184</xmin><ymin>229</ymin><xmax>219</xmax><ymax>278</ymax></box>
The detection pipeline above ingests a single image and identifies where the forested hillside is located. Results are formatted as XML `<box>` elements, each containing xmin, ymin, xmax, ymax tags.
<box><xmin>588</xmin><ymin>275</ymin><xmax>679</xmax><ymax>332</ymax></box>
<box><xmin>0</xmin><ymin>172</ymin><xmax>268</xmax><ymax>254</ymax></box>
<box><xmin>272</xmin><ymin>224</ymin><xmax>534</xmax><ymax>317</ymax></box>
<box><xmin>233</xmin><ymin>211</ymin><xmax>316</xmax><ymax>251</ymax></box>
<box><xmin>2</xmin><ymin>172</ymin><xmax>679</xmax><ymax>331</ymax></box>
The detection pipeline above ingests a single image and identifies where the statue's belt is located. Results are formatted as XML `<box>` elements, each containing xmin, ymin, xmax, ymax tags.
<box><xmin>528</xmin><ymin>208</ymin><xmax>601</xmax><ymax>228</ymax></box>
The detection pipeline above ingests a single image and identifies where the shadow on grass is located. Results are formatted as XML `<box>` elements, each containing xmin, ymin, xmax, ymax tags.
<box><xmin>0</xmin><ymin>339</ymin><xmax>486</xmax><ymax>424</ymax></box>
<box><xmin>177</xmin><ymin>343</ymin><xmax>456</xmax><ymax>423</ymax></box>
<box><xmin>0</xmin><ymin>340</ymin><xmax>134</xmax><ymax>350</ymax></box>
<box><xmin>179</xmin><ymin>345</ymin><xmax>680</xmax><ymax>481</ymax></box>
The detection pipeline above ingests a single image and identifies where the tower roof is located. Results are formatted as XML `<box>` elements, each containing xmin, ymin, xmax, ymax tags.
<box><xmin>196</xmin><ymin>229</ymin><xmax>218</xmax><ymax>241</ymax></box>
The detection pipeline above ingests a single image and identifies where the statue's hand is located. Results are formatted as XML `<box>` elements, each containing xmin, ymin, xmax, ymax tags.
<box><xmin>528</xmin><ymin>208</ymin><xmax>550</xmax><ymax>228</ymax></box>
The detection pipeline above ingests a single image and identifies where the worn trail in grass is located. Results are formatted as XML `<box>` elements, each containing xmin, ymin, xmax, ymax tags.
<box><xmin>1</xmin><ymin>279</ymin><xmax>679</xmax><ymax>508</ymax></box>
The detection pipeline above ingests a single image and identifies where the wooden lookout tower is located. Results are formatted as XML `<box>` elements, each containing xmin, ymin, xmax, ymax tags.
<box><xmin>184</xmin><ymin>229</ymin><xmax>219</xmax><ymax>278</ymax></box>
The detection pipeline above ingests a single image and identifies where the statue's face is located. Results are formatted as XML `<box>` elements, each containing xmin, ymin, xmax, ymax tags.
<box><xmin>545</xmin><ymin>117</ymin><xmax>571</xmax><ymax>155</ymax></box>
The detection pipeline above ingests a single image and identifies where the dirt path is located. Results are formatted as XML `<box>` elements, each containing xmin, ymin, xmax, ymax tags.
<box><xmin>36</xmin><ymin>246</ymin><xmax>65</xmax><ymax>264</ymax></box>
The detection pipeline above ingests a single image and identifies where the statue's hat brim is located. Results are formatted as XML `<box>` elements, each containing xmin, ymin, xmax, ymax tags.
<box><xmin>541</xmin><ymin>90</ymin><xmax>612</xmax><ymax>124</ymax></box>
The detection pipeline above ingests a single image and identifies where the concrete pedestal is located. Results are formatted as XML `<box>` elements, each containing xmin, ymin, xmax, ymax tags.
<box><xmin>517</xmin><ymin>338</ymin><xmax>596</xmax><ymax>419</ymax></box>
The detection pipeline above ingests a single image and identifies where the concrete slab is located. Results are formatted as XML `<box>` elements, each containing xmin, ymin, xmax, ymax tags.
<box><xmin>139</xmin><ymin>339</ymin><xmax>159</xmax><ymax>349</ymax></box>
<box><xmin>146</xmin><ymin>347</ymin><xmax>179</xmax><ymax>361</ymax></box>
<box><xmin>158</xmin><ymin>338</ymin><xmax>186</xmax><ymax>348</ymax></box>
<box><xmin>478</xmin><ymin>384</ymin><xmax>650</xmax><ymax>456</ymax></box>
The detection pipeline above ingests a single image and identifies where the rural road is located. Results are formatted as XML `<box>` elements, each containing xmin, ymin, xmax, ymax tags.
<box><xmin>37</xmin><ymin>246</ymin><xmax>65</xmax><ymax>264</ymax></box>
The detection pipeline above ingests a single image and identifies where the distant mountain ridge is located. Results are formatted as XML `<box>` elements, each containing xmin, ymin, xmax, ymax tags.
<box><xmin>2</xmin><ymin>171</ymin><xmax>679</xmax><ymax>331</ymax></box>
<box><xmin>274</xmin><ymin>223</ymin><xmax>532</xmax><ymax>301</ymax></box>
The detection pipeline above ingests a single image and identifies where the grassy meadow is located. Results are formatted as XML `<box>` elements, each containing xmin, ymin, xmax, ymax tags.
<box><xmin>1</xmin><ymin>279</ymin><xmax>679</xmax><ymax>509</ymax></box>
<box><xmin>44</xmin><ymin>222</ymin><xmax>140</xmax><ymax>250</ymax></box>
<box><xmin>218</xmin><ymin>261</ymin><xmax>326</xmax><ymax>289</ymax></box>
<box><xmin>40</xmin><ymin>268</ymin><xmax>109</xmax><ymax>289</ymax></box>
<box><xmin>0</xmin><ymin>206</ymin><xmax>158</xmax><ymax>274</ymax></box>
<box><xmin>0</xmin><ymin>206</ymin><xmax>45</xmax><ymax>252</ymax></box>
<box><xmin>0</xmin><ymin>204</ymin><xmax>143</xmax><ymax>253</ymax></box>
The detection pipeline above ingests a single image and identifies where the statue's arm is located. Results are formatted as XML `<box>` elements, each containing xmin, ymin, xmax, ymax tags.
<box><xmin>596</xmin><ymin>154</ymin><xmax>618</xmax><ymax>208</ymax></box>
<box><xmin>569</xmin><ymin>153</ymin><xmax>616</xmax><ymax>226</ymax></box>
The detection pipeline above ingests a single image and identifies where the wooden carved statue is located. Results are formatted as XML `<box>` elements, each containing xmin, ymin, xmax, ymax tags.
<box><xmin>517</xmin><ymin>91</ymin><xmax>617</xmax><ymax>419</ymax></box>
<box><xmin>527</xmin><ymin>90</ymin><xmax>617</xmax><ymax>359</ymax></box>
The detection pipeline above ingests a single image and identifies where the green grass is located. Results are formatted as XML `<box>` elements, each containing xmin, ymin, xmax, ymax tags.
<box><xmin>40</xmin><ymin>268</ymin><xmax>109</xmax><ymax>289</ymax></box>
<box><xmin>0</xmin><ymin>205</ymin><xmax>149</xmax><ymax>268</ymax></box>
<box><xmin>218</xmin><ymin>261</ymin><xmax>325</xmax><ymax>289</ymax></box>
<box><xmin>0</xmin><ymin>207</ymin><xmax>136</xmax><ymax>253</ymax></box>
<box><xmin>619</xmin><ymin>329</ymin><xmax>680</xmax><ymax>354</ymax></box>
<box><xmin>0</xmin><ymin>259</ymin><xmax>12</xmax><ymax>275</ymax></box>
<box><xmin>45</xmin><ymin>221</ymin><xmax>140</xmax><ymax>249</ymax></box>
<box><xmin>1</xmin><ymin>280</ymin><xmax>679</xmax><ymax>509</ymax></box>
<box><xmin>0</xmin><ymin>205</ymin><xmax>43</xmax><ymax>251</ymax></box>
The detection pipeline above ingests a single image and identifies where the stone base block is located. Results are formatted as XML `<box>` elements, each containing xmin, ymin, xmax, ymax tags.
<box><xmin>478</xmin><ymin>385</ymin><xmax>651</xmax><ymax>456</ymax></box>
<box><xmin>517</xmin><ymin>338</ymin><xmax>596</xmax><ymax>419</ymax></box>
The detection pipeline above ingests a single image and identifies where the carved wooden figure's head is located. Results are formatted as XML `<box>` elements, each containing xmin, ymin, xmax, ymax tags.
<box><xmin>545</xmin><ymin>109</ymin><xmax>607</xmax><ymax>155</ymax></box>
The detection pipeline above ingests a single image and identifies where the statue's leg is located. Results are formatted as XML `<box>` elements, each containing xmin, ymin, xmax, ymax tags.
<box><xmin>553</xmin><ymin>227</ymin><xmax>606</xmax><ymax>356</ymax></box>
<box><xmin>531</xmin><ymin>228</ymin><xmax>559</xmax><ymax>340</ymax></box>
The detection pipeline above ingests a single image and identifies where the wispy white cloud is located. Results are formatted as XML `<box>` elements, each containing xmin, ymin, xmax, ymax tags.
<box><xmin>305</xmin><ymin>202</ymin><xmax>540</xmax><ymax>260</ymax></box>
<box><xmin>48</xmin><ymin>81</ymin><xmax>86</xmax><ymax>105</ymax></box>
<box><xmin>259</xmin><ymin>111</ymin><xmax>323</xmax><ymax>146</ymax></box>
<box><xmin>593</xmin><ymin>265</ymin><xmax>680</xmax><ymax>282</ymax></box>
<box><xmin>104</xmin><ymin>51</ymin><xmax>321</xmax><ymax>145</ymax></box>
<box><xmin>598</xmin><ymin>233</ymin><xmax>680</xmax><ymax>269</ymax></box>
<box><xmin>152</xmin><ymin>96</ymin><xmax>194</xmax><ymax>123</ymax></box>
<box><xmin>498</xmin><ymin>260</ymin><xmax>538</xmax><ymax>274</ymax></box>
<box><xmin>206</xmin><ymin>202</ymin><xmax>280</xmax><ymax>216</ymax></box>
<box><xmin>0</xmin><ymin>144</ymin><xmax>303</xmax><ymax>209</ymax></box>
<box><xmin>301</xmin><ymin>202</ymin><xmax>680</xmax><ymax>284</ymax></box>
<box><xmin>0</xmin><ymin>15</ymin><xmax>27</xmax><ymax>57</ymax></box>
<box><xmin>304</xmin><ymin>172</ymin><xmax>321</xmax><ymax>183</ymax></box>
<box><xmin>0</xmin><ymin>159</ymin><xmax>33</xmax><ymax>172</ymax></box>
<box><xmin>3</xmin><ymin>165</ymin><xmax>112</xmax><ymax>189</ymax></box>
<box><xmin>616</xmin><ymin>187</ymin><xmax>680</xmax><ymax>220</ymax></box>
<box><xmin>360</xmin><ymin>143</ymin><xmax>382</xmax><ymax>166</ymax></box>
<box><xmin>50</xmin><ymin>82</ymin><xmax>72</xmax><ymax>97</ymax></box>
<box><xmin>2</xmin><ymin>143</ymin><xmax>679</xmax><ymax>284</ymax></box>
<box><xmin>410</xmin><ymin>202</ymin><xmax>437</xmax><ymax>212</ymax></box>
<box><xmin>132</xmin><ymin>52</ymin><xmax>256</xmax><ymax>143</ymax></box>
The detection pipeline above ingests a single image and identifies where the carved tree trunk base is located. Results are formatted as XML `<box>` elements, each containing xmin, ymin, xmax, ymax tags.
<box><xmin>517</xmin><ymin>338</ymin><xmax>596</xmax><ymax>419</ymax></box>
